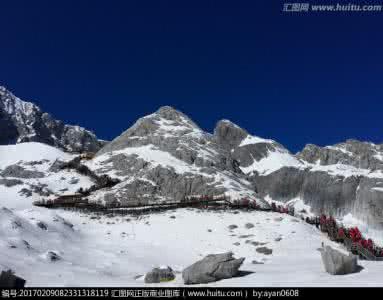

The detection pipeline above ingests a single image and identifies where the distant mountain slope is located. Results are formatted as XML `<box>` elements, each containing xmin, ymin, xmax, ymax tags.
<box><xmin>0</xmin><ymin>86</ymin><xmax>104</xmax><ymax>153</ymax></box>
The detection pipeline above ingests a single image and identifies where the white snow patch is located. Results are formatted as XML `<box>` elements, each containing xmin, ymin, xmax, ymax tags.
<box><xmin>0</xmin><ymin>142</ymin><xmax>72</xmax><ymax>169</ymax></box>
<box><xmin>239</xmin><ymin>134</ymin><xmax>273</xmax><ymax>147</ymax></box>
<box><xmin>240</xmin><ymin>149</ymin><xmax>302</xmax><ymax>176</ymax></box>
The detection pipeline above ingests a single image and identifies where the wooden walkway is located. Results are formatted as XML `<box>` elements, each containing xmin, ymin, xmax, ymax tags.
<box><xmin>33</xmin><ymin>196</ymin><xmax>232</xmax><ymax>210</ymax></box>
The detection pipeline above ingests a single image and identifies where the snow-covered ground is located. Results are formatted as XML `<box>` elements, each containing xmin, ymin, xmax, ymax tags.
<box><xmin>2</xmin><ymin>206</ymin><xmax>383</xmax><ymax>287</ymax></box>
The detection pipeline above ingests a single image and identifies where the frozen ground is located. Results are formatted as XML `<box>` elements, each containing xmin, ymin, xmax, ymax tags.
<box><xmin>1</xmin><ymin>206</ymin><xmax>383</xmax><ymax>287</ymax></box>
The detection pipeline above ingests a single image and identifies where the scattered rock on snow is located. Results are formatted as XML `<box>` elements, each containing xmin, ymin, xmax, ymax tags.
<box><xmin>69</xmin><ymin>177</ymin><xmax>79</xmax><ymax>184</ymax></box>
<box><xmin>245</xmin><ymin>223</ymin><xmax>255</xmax><ymax>229</ymax></box>
<box><xmin>247</xmin><ymin>240</ymin><xmax>267</xmax><ymax>246</ymax></box>
<box><xmin>18</xmin><ymin>188</ymin><xmax>32</xmax><ymax>197</ymax></box>
<box><xmin>228</xmin><ymin>224</ymin><xmax>238</xmax><ymax>230</ymax></box>
<box><xmin>256</xmin><ymin>247</ymin><xmax>273</xmax><ymax>255</ymax></box>
<box><xmin>1</xmin><ymin>165</ymin><xmax>45</xmax><ymax>179</ymax></box>
<box><xmin>42</xmin><ymin>251</ymin><xmax>61</xmax><ymax>262</ymax></box>
<box><xmin>0</xmin><ymin>178</ymin><xmax>23</xmax><ymax>187</ymax></box>
<box><xmin>239</xmin><ymin>234</ymin><xmax>254</xmax><ymax>239</ymax></box>
<box><xmin>182</xmin><ymin>252</ymin><xmax>245</xmax><ymax>284</ymax></box>
<box><xmin>36</xmin><ymin>221</ymin><xmax>48</xmax><ymax>230</ymax></box>
<box><xmin>144</xmin><ymin>266</ymin><xmax>175</xmax><ymax>283</ymax></box>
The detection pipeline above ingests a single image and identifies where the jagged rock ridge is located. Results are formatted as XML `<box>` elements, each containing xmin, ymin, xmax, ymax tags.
<box><xmin>0</xmin><ymin>86</ymin><xmax>104</xmax><ymax>153</ymax></box>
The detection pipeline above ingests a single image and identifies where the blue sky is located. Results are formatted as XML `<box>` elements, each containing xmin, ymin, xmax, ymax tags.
<box><xmin>1</xmin><ymin>0</ymin><xmax>383</xmax><ymax>152</ymax></box>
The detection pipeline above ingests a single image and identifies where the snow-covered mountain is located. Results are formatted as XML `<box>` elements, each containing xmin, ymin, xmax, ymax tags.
<box><xmin>2</xmin><ymin>94</ymin><xmax>383</xmax><ymax>230</ymax></box>
<box><xmin>3</xmin><ymin>101</ymin><xmax>383</xmax><ymax>287</ymax></box>
<box><xmin>0</xmin><ymin>86</ymin><xmax>104</xmax><ymax>153</ymax></box>
<box><xmin>87</xmin><ymin>106</ymin><xmax>263</xmax><ymax>207</ymax></box>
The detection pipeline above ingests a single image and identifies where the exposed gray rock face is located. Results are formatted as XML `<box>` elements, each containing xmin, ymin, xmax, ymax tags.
<box><xmin>182</xmin><ymin>252</ymin><xmax>245</xmax><ymax>284</ymax></box>
<box><xmin>251</xmin><ymin>167</ymin><xmax>305</xmax><ymax>202</ymax></box>
<box><xmin>144</xmin><ymin>267</ymin><xmax>175</xmax><ymax>283</ymax></box>
<box><xmin>212</xmin><ymin>119</ymin><xmax>383</xmax><ymax>228</ymax></box>
<box><xmin>297</xmin><ymin>140</ymin><xmax>383</xmax><ymax>171</ymax></box>
<box><xmin>0</xmin><ymin>85</ymin><xmax>104</xmax><ymax>152</ymax></box>
<box><xmin>213</xmin><ymin>120</ymin><xmax>248</xmax><ymax>152</ymax></box>
<box><xmin>0</xmin><ymin>178</ymin><xmax>23</xmax><ymax>187</ymax></box>
<box><xmin>91</xmin><ymin>106</ymin><xmax>264</xmax><ymax>207</ymax></box>
<box><xmin>252</xmin><ymin>167</ymin><xmax>383</xmax><ymax>229</ymax></box>
<box><xmin>18</xmin><ymin>188</ymin><xmax>32</xmax><ymax>197</ymax></box>
<box><xmin>256</xmin><ymin>247</ymin><xmax>273</xmax><ymax>255</ymax></box>
<box><xmin>1</xmin><ymin>165</ymin><xmax>45</xmax><ymax>179</ymax></box>
<box><xmin>213</xmin><ymin>119</ymin><xmax>300</xmax><ymax>177</ymax></box>
<box><xmin>18</xmin><ymin>183</ymin><xmax>53</xmax><ymax>198</ymax></box>
<box><xmin>248</xmin><ymin>141</ymin><xmax>383</xmax><ymax>229</ymax></box>
<box><xmin>320</xmin><ymin>245</ymin><xmax>358</xmax><ymax>275</ymax></box>
<box><xmin>97</xmin><ymin>106</ymin><xmax>231</xmax><ymax>171</ymax></box>
<box><xmin>212</xmin><ymin>126</ymin><xmax>383</xmax><ymax>229</ymax></box>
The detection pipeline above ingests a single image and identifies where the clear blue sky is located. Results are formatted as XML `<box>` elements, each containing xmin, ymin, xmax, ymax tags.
<box><xmin>1</xmin><ymin>0</ymin><xmax>382</xmax><ymax>152</ymax></box>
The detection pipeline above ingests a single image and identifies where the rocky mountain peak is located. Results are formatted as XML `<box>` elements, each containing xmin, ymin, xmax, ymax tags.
<box><xmin>0</xmin><ymin>85</ymin><xmax>104</xmax><ymax>153</ymax></box>
<box><xmin>214</xmin><ymin>119</ymin><xmax>249</xmax><ymax>151</ymax></box>
<box><xmin>96</xmin><ymin>106</ymin><xmax>206</xmax><ymax>156</ymax></box>
<box><xmin>297</xmin><ymin>139</ymin><xmax>383</xmax><ymax>171</ymax></box>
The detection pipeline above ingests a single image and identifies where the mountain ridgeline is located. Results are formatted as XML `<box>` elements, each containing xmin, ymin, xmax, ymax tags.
<box><xmin>2</xmin><ymin>85</ymin><xmax>383</xmax><ymax>229</ymax></box>
<box><xmin>0</xmin><ymin>86</ymin><xmax>104</xmax><ymax>153</ymax></box>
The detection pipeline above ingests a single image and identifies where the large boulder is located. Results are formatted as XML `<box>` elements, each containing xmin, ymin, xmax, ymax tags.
<box><xmin>320</xmin><ymin>245</ymin><xmax>358</xmax><ymax>275</ymax></box>
<box><xmin>0</xmin><ymin>270</ymin><xmax>26</xmax><ymax>288</ymax></box>
<box><xmin>182</xmin><ymin>252</ymin><xmax>245</xmax><ymax>284</ymax></box>
<box><xmin>144</xmin><ymin>266</ymin><xmax>175</xmax><ymax>283</ymax></box>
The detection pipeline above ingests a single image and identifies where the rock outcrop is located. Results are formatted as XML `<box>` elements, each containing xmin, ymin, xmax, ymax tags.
<box><xmin>320</xmin><ymin>245</ymin><xmax>358</xmax><ymax>275</ymax></box>
<box><xmin>144</xmin><ymin>266</ymin><xmax>175</xmax><ymax>283</ymax></box>
<box><xmin>182</xmin><ymin>252</ymin><xmax>245</xmax><ymax>284</ymax></box>
<box><xmin>0</xmin><ymin>270</ymin><xmax>26</xmax><ymax>288</ymax></box>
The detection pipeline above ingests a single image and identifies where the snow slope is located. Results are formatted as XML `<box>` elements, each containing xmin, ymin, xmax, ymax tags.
<box><xmin>239</xmin><ymin>148</ymin><xmax>302</xmax><ymax>176</ymax></box>
<box><xmin>0</xmin><ymin>143</ymin><xmax>72</xmax><ymax>168</ymax></box>
<box><xmin>2</xmin><ymin>207</ymin><xmax>383</xmax><ymax>287</ymax></box>
<box><xmin>0</xmin><ymin>143</ymin><xmax>93</xmax><ymax>210</ymax></box>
